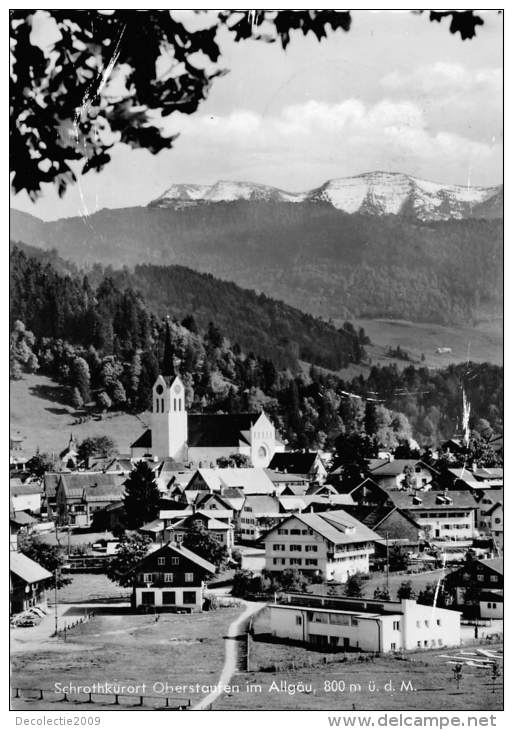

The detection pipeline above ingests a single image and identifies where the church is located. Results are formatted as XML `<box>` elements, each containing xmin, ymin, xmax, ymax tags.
<box><xmin>130</xmin><ymin>368</ymin><xmax>284</xmax><ymax>468</ymax></box>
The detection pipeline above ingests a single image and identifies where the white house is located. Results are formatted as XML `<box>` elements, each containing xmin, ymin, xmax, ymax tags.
<box><xmin>264</xmin><ymin>593</ymin><xmax>461</xmax><ymax>653</ymax></box>
<box><xmin>389</xmin><ymin>490</ymin><xmax>477</xmax><ymax>545</ymax></box>
<box><xmin>262</xmin><ymin>510</ymin><xmax>380</xmax><ymax>582</ymax></box>
<box><xmin>10</xmin><ymin>482</ymin><xmax>42</xmax><ymax>515</ymax></box>
<box><xmin>131</xmin><ymin>373</ymin><xmax>284</xmax><ymax>468</ymax></box>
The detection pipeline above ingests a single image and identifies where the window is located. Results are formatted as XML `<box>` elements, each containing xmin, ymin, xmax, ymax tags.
<box><xmin>436</xmin><ymin>619</ymin><xmax>441</xmax><ymax>626</ymax></box>
<box><xmin>424</xmin><ymin>620</ymin><xmax>429</xmax><ymax>628</ymax></box>
<box><xmin>278</xmin><ymin>529</ymin><xmax>288</xmax><ymax>535</ymax></box>
<box><xmin>417</xmin><ymin>641</ymin><xmax>421</xmax><ymax>648</ymax></box>
<box><xmin>477</xmin><ymin>574</ymin><xmax>484</xmax><ymax>582</ymax></box>
<box><xmin>305</xmin><ymin>545</ymin><xmax>318</xmax><ymax>553</ymax></box>
<box><xmin>162</xmin><ymin>591</ymin><xmax>176</xmax><ymax>605</ymax></box>
<box><xmin>295</xmin><ymin>616</ymin><xmax>302</xmax><ymax>626</ymax></box>
<box><xmin>391</xmin><ymin>643</ymin><xmax>396</xmax><ymax>651</ymax></box>
<box><xmin>301</xmin><ymin>530</ymin><xmax>308</xmax><ymax>535</ymax></box>
<box><xmin>416</xmin><ymin>621</ymin><xmax>421</xmax><ymax>628</ymax></box>
<box><xmin>290</xmin><ymin>544</ymin><xmax>302</xmax><ymax>552</ymax></box>
<box><xmin>185</xmin><ymin>572</ymin><xmax>194</xmax><ymax>583</ymax></box>
<box><xmin>183</xmin><ymin>591</ymin><xmax>197</xmax><ymax>605</ymax></box>
<box><xmin>273</xmin><ymin>545</ymin><xmax>283</xmax><ymax>551</ymax></box>
<box><xmin>164</xmin><ymin>573</ymin><xmax>174</xmax><ymax>583</ymax></box>
<box><xmin>491</xmin><ymin>575</ymin><xmax>498</xmax><ymax>582</ymax></box>
<box><xmin>393</xmin><ymin>621</ymin><xmax>400</xmax><ymax>631</ymax></box>
<box><xmin>351</xmin><ymin>617</ymin><xmax>358</xmax><ymax>627</ymax></box>
<box><xmin>158</xmin><ymin>557</ymin><xmax>165</xmax><ymax>566</ymax></box>
<box><xmin>487</xmin><ymin>603</ymin><xmax>492</xmax><ymax>609</ymax></box>
<box><xmin>290</xmin><ymin>529</ymin><xmax>301</xmax><ymax>535</ymax></box>
<box><xmin>290</xmin><ymin>558</ymin><xmax>302</xmax><ymax>565</ymax></box>
<box><xmin>171</xmin><ymin>557</ymin><xmax>179</xmax><ymax>565</ymax></box>
<box><xmin>305</xmin><ymin>559</ymin><xmax>317</xmax><ymax>566</ymax></box>
<box><xmin>143</xmin><ymin>573</ymin><xmax>153</xmax><ymax>583</ymax></box>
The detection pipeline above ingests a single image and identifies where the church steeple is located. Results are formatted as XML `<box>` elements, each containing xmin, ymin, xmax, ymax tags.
<box><xmin>162</xmin><ymin>318</ymin><xmax>175</xmax><ymax>377</ymax></box>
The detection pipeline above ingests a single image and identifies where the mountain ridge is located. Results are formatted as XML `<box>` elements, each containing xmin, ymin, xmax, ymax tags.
<box><xmin>149</xmin><ymin>171</ymin><xmax>502</xmax><ymax>221</ymax></box>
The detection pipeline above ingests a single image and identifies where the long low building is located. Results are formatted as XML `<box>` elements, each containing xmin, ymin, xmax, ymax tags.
<box><xmin>265</xmin><ymin>593</ymin><xmax>461</xmax><ymax>653</ymax></box>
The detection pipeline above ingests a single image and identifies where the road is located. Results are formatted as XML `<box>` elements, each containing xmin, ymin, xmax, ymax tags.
<box><xmin>192</xmin><ymin>600</ymin><xmax>264</xmax><ymax>711</ymax></box>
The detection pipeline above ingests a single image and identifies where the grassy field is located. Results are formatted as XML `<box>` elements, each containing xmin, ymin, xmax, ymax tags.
<box><xmin>55</xmin><ymin>573</ymin><xmax>131</xmax><ymax>604</ymax></box>
<box><xmin>214</xmin><ymin>640</ymin><xmax>503</xmax><ymax>711</ymax></box>
<box><xmin>11</xmin><ymin>607</ymin><xmax>241</xmax><ymax>711</ymax></box>
<box><xmin>355</xmin><ymin>318</ymin><xmax>502</xmax><ymax>369</ymax></box>
<box><xmin>10</xmin><ymin>373</ymin><xmax>148</xmax><ymax>456</ymax></box>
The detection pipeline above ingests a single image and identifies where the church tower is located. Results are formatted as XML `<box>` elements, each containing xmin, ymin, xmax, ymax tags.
<box><xmin>150</xmin><ymin>321</ymin><xmax>188</xmax><ymax>460</ymax></box>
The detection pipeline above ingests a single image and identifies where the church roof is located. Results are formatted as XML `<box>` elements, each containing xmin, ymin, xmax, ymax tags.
<box><xmin>131</xmin><ymin>429</ymin><xmax>152</xmax><ymax>449</ymax></box>
<box><xmin>187</xmin><ymin>413</ymin><xmax>260</xmax><ymax>448</ymax></box>
<box><xmin>269</xmin><ymin>451</ymin><xmax>322</xmax><ymax>474</ymax></box>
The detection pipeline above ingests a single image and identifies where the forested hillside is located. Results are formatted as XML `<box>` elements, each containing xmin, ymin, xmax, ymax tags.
<box><xmin>10</xmin><ymin>203</ymin><xmax>502</xmax><ymax>326</ymax></box>
<box><xmin>10</xmin><ymin>243</ymin><xmax>365</xmax><ymax>370</ymax></box>
<box><xmin>10</xmin><ymin>245</ymin><xmax>502</xmax><ymax>449</ymax></box>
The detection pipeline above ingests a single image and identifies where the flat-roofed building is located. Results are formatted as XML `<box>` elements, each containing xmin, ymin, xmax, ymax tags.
<box><xmin>264</xmin><ymin>593</ymin><xmax>461</xmax><ymax>653</ymax></box>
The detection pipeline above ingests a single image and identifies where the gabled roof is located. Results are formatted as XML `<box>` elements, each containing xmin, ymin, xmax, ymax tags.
<box><xmin>477</xmin><ymin>489</ymin><xmax>503</xmax><ymax>505</ymax></box>
<box><xmin>10</xmin><ymin>483</ymin><xmax>42</xmax><ymax>497</ymax></box>
<box><xmin>343</xmin><ymin>505</ymin><xmax>421</xmax><ymax>531</ymax></box>
<box><xmin>10</xmin><ymin>551</ymin><xmax>53</xmax><ymax>584</ymax></box>
<box><xmin>43</xmin><ymin>473</ymin><xmax>62</xmax><ymax>498</ymax></box>
<box><xmin>83</xmin><ymin>484</ymin><xmax>126</xmax><ymax>503</ymax></box>
<box><xmin>131</xmin><ymin>542</ymin><xmax>215</xmax><ymax>575</ymax></box>
<box><xmin>156</xmin><ymin>457</ymin><xmax>186</xmax><ymax>475</ymax></box>
<box><xmin>473</xmin><ymin>467</ymin><xmax>503</xmax><ymax>480</ymax></box>
<box><xmin>242</xmin><ymin>494</ymin><xmax>281</xmax><ymax>515</ymax></box>
<box><xmin>476</xmin><ymin>557</ymin><xmax>503</xmax><ymax>576</ymax></box>
<box><xmin>187</xmin><ymin>467</ymin><xmax>276</xmax><ymax>495</ymax></box>
<box><xmin>389</xmin><ymin>490</ymin><xmax>477</xmax><ymax>511</ymax></box>
<box><xmin>266</xmin><ymin>509</ymin><xmax>381</xmax><ymax>546</ymax></box>
<box><xmin>58</xmin><ymin>473</ymin><xmax>125</xmax><ymax>500</ymax></box>
<box><xmin>188</xmin><ymin>413</ymin><xmax>260</xmax><ymax>448</ymax></box>
<box><xmin>11</xmin><ymin>510</ymin><xmax>38</xmax><ymax>526</ymax></box>
<box><xmin>171</xmin><ymin>510</ymin><xmax>232</xmax><ymax>532</ymax></box>
<box><xmin>268</xmin><ymin>451</ymin><xmax>323</xmax><ymax>474</ymax></box>
<box><xmin>369</xmin><ymin>459</ymin><xmax>436</xmax><ymax>477</ymax></box>
<box><xmin>131</xmin><ymin>429</ymin><xmax>152</xmax><ymax>449</ymax></box>
<box><xmin>195</xmin><ymin>491</ymin><xmax>233</xmax><ymax>511</ymax></box>
<box><xmin>265</xmin><ymin>469</ymin><xmax>309</xmax><ymax>484</ymax></box>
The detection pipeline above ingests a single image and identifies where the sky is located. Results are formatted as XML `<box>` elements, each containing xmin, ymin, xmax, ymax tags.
<box><xmin>11</xmin><ymin>9</ymin><xmax>503</xmax><ymax>221</ymax></box>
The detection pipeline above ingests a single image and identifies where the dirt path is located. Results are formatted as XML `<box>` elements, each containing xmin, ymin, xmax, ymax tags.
<box><xmin>192</xmin><ymin>601</ymin><xmax>264</xmax><ymax>711</ymax></box>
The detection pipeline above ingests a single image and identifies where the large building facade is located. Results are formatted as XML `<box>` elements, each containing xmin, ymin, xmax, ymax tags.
<box><xmin>131</xmin><ymin>374</ymin><xmax>284</xmax><ymax>468</ymax></box>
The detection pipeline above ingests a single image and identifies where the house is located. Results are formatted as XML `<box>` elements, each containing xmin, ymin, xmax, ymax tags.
<box><xmin>265</xmin><ymin>470</ymin><xmax>310</xmax><ymax>494</ymax></box>
<box><xmin>42</xmin><ymin>473</ymin><xmax>63</xmax><ymax>518</ymax></box>
<box><xmin>163</xmin><ymin>510</ymin><xmax>234</xmax><ymax>551</ymax></box>
<box><xmin>368</xmin><ymin>459</ymin><xmax>437</xmax><ymax>491</ymax></box>
<box><xmin>184</xmin><ymin>467</ymin><xmax>277</xmax><ymax>496</ymax></box>
<box><xmin>10</xmin><ymin>433</ymin><xmax>29</xmax><ymax>472</ymax></box>
<box><xmin>55</xmin><ymin>473</ymin><xmax>126</xmax><ymax>527</ymax></box>
<box><xmin>129</xmin><ymin>542</ymin><xmax>215</xmax><ymax>611</ymax></box>
<box><xmin>10</xmin><ymin>482</ymin><xmax>42</xmax><ymax>515</ymax></box>
<box><xmin>262</xmin><ymin>510</ymin><xmax>380</xmax><ymax>582</ymax></box>
<box><xmin>474</xmin><ymin>489</ymin><xmax>503</xmax><ymax>549</ymax></box>
<box><xmin>268</xmin><ymin>451</ymin><xmax>327</xmax><ymax>483</ymax></box>
<box><xmin>343</xmin><ymin>505</ymin><xmax>424</xmax><ymax>545</ymax></box>
<box><xmin>386</xmin><ymin>490</ymin><xmax>477</xmax><ymax>545</ymax></box>
<box><xmin>10</xmin><ymin>552</ymin><xmax>53</xmax><ymax>615</ymax></box>
<box><xmin>444</xmin><ymin>558</ymin><xmax>503</xmax><ymax>618</ymax></box>
<box><xmin>478</xmin><ymin>590</ymin><xmax>503</xmax><ymax>619</ymax></box>
<box><xmin>349</xmin><ymin>478</ymin><xmax>392</xmax><ymax>506</ymax></box>
<box><xmin>237</xmin><ymin>494</ymin><xmax>282</xmax><ymax>542</ymax></box>
<box><xmin>130</xmin><ymin>361</ymin><xmax>285</xmax><ymax>468</ymax></box>
<box><xmin>264</xmin><ymin>592</ymin><xmax>461</xmax><ymax>652</ymax></box>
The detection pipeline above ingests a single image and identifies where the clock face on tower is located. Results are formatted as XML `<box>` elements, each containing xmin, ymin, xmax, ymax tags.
<box><xmin>156</xmin><ymin>384</ymin><xmax>163</xmax><ymax>395</ymax></box>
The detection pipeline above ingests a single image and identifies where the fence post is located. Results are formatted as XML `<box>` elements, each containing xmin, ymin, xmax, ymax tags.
<box><xmin>39</xmin><ymin>689</ymin><xmax>44</xmax><ymax>700</ymax></box>
<box><xmin>14</xmin><ymin>688</ymin><xmax>20</xmax><ymax>698</ymax></box>
<box><xmin>114</xmin><ymin>694</ymin><xmax>119</xmax><ymax>705</ymax></box>
<box><xmin>139</xmin><ymin>695</ymin><xmax>144</xmax><ymax>707</ymax></box>
<box><xmin>62</xmin><ymin>692</ymin><xmax>68</xmax><ymax>702</ymax></box>
<box><xmin>87</xmin><ymin>692</ymin><xmax>93</xmax><ymax>703</ymax></box>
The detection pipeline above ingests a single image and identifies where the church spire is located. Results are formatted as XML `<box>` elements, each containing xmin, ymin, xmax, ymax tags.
<box><xmin>162</xmin><ymin>318</ymin><xmax>175</xmax><ymax>376</ymax></box>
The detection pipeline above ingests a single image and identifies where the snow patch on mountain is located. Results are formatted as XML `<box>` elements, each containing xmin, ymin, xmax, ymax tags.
<box><xmin>149</xmin><ymin>172</ymin><xmax>501</xmax><ymax>221</ymax></box>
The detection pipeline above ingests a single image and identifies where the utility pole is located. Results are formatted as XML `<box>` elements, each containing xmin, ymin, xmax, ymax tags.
<box><xmin>54</xmin><ymin>569</ymin><xmax>59</xmax><ymax>635</ymax></box>
<box><xmin>385</xmin><ymin>532</ymin><xmax>390</xmax><ymax>593</ymax></box>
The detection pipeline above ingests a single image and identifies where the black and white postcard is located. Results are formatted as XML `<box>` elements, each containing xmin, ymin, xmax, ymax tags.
<box><xmin>9</xmin><ymin>6</ymin><xmax>504</xmax><ymax>723</ymax></box>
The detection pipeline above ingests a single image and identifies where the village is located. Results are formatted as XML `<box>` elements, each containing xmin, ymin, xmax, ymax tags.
<box><xmin>10</xmin><ymin>351</ymin><xmax>503</xmax><ymax>711</ymax></box>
